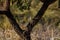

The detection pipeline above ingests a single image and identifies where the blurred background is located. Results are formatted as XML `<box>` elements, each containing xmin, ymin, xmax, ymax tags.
<box><xmin>0</xmin><ymin>0</ymin><xmax>60</xmax><ymax>40</ymax></box>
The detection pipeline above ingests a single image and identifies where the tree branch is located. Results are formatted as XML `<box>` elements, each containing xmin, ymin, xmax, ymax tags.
<box><xmin>0</xmin><ymin>0</ymin><xmax>25</xmax><ymax>39</ymax></box>
<box><xmin>27</xmin><ymin>0</ymin><xmax>56</xmax><ymax>33</ymax></box>
<box><xmin>0</xmin><ymin>0</ymin><xmax>56</xmax><ymax>40</ymax></box>
<box><xmin>24</xmin><ymin>0</ymin><xmax>56</xmax><ymax>40</ymax></box>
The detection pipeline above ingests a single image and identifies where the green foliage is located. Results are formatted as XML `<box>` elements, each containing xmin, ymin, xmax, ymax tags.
<box><xmin>10</xmin><ymin>0</ymin><xmax>31</xmax><ymax>11</ymax></box>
